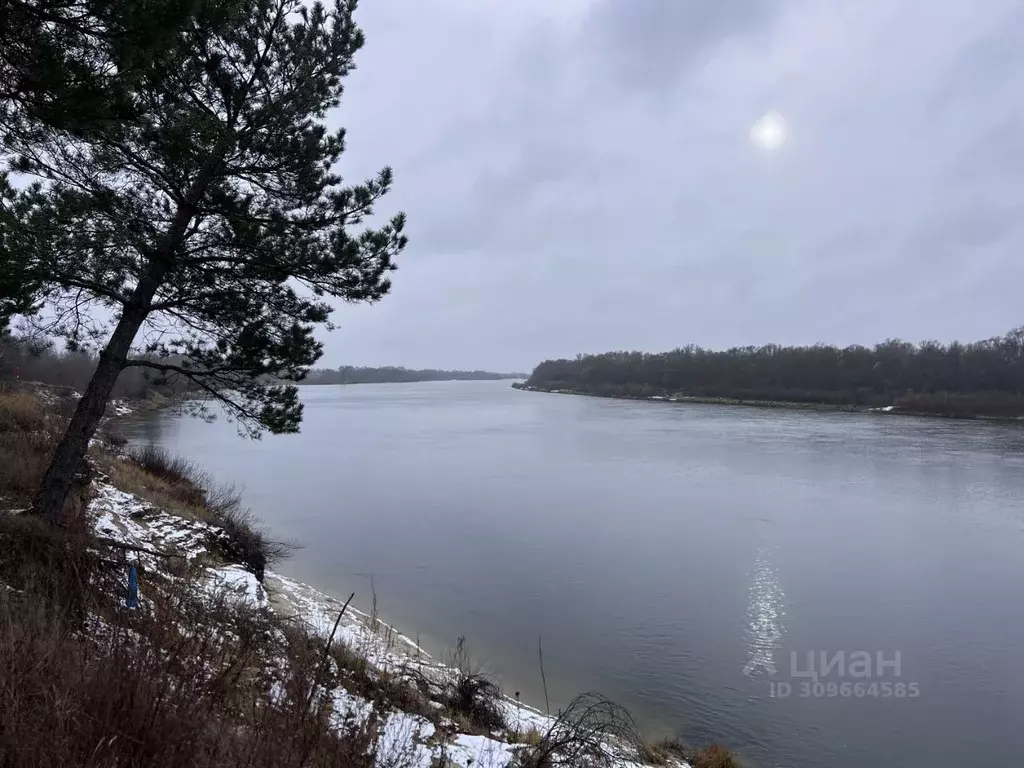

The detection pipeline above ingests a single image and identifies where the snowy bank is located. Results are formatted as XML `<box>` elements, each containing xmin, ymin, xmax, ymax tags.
<box><xmin>85</xmin><ymin>476</ymin><xmax>687</xmax><ymax>768</ymax></box>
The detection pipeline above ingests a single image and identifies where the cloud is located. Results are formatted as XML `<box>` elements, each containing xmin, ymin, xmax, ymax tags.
<box><xmin>579</xmin><ymin>0</ymin><xmax>784</xmax><ymax>93</ymax></box>
<box><xmin>323</xmin><ymin>0</ymin><xmax>1024</xmax><ymax>371</ymax></box>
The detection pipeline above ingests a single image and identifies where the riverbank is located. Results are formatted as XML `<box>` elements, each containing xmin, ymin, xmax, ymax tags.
<box><xmin>0</xmin><ymin>384</ymin><xmax>738</xmax><ymax>768</ymax></box>
<box><xmin>511</xmin><ymin>383</ymin><xmax>1024</xmax><ymax>421</ymax></box>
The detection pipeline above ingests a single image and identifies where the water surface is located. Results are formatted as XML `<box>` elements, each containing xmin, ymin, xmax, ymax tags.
<box><xmin>120</xmin><ymin>381</ymin><xmax>1024</xmax><ymax>767</ymax></box>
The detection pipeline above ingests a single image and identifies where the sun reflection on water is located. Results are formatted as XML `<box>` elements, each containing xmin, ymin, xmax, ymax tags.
<box><xmin>743</xmin><ymin>548</ymin><xmax>787</xmax><ymax>680</ymax></box>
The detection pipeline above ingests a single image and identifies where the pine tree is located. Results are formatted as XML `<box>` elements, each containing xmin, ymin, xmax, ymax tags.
<box><xmin>2</xmin><ymin>0</ymin><xmax>407</xmax><ymax>523</ymax></box>
<box><xmin>0</xmin><ymin>176</ymin><xmax>40</xmax><ymax>331</ymax></box>
<box><xmin>1</xmin><ymin>0</ymin><xmax>223</xmax><ymax>133</ymax></box>
<box><xmin>2</xmin><ymin>0</ymin><xmax>230</xmax><ymax>331</ymax></box>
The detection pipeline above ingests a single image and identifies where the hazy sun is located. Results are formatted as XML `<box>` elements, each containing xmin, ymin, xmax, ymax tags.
<box><xmin>750</xmin><ymin>111</ymin><xmax>787</xmax><ymax>150</ymax></box>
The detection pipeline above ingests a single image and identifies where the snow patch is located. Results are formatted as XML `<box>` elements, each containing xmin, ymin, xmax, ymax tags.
<box><xmin>374</xmin><ymin>713</ymin><xmax>434</xmax><ymax>768</ymax></box>
<box><xmin>500</xmin><ymin>698</ymin><xmax>550</xmax><ymax>735</ymax></box>
<box><xmin>88</xmin><ymin>480</ymin><xmax>217</xmax><ymax>562</ymax></box>
<box><xmin>445</xmin><ymin>733</ymin><xmax>517</xmax><ymax>768</ymax></box>
<box><xmin>107</xmin><ymin>399</ymin><xmax>134</xmax><ymax>417</ymax></box>
<box><xmin>205</xmin><ymin>564</ymin><xmax>267</xmax><ymax>608</ymax></box>
<box><xmin>330</xmin><ymin>688</ymin><xmax>374</xmax><ymax>727</ymax></box>
<box><xmin>89</xmin><ymin>483</ymin><xmax>156</xmax><ymax>562</ymax></box>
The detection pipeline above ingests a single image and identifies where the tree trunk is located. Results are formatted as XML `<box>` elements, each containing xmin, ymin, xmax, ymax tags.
<box><xmin>32</xmin><ymin>175</ymin><xmax>210</xmax><ymax>524</ymax></box>
<box><xmin>33</xmin><ymin>303</ymin><xmax>151</xmax><ymax>524</ymax></box>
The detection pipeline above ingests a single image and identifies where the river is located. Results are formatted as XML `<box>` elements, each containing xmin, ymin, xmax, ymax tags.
<box><xmin>118</xmin><ymin>380</ymin><xmax>1024</xmax><ymax>767</ymax></box>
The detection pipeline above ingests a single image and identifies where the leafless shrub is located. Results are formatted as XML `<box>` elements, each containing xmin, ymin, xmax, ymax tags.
<box><xmin>514</xmin><ymin>693</ymin><xmax>641</xmax><ymax>768</ymax></box>
<box><xmin>442</xmin><ymin>636</ymin><xmax>505</xmax><ymax>734</ymax></box>
<box><xmin>205</xmin><ymin>483</ymin><xmax>294</xmax><ymax>580</ymax></box>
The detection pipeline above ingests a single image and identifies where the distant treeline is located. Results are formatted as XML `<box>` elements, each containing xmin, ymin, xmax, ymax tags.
<box><xmin>0</xmin><ymin>336</ymin><xmax>186</xmax><ymax>400</ymax></box>
<box><xmin>0</xmin><ymin>335</ymin><xmax>524</xmax><ymax>396</ymax></box>
<box><xmin>518</xmin><ymin>328</ymin><xmax>1024</xmax><ymax>418</ymax></box>
<box><xmin>302</xmin><ymin>366</ymin><xmax>527</xmax><ymax>385</ymax></box>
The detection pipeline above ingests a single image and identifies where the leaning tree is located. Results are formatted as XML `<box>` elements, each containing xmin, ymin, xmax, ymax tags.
<box><xmin>1</xmin><ymin>0</ymin><xmax>407</xmax><ymax>523</ymax></box>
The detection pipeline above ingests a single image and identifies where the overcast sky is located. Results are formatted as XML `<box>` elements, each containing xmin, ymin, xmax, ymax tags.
<box><xmin>320</xmin><ymin>0</ymin><xmax>1024</xmax><ymax>372</ymax></box>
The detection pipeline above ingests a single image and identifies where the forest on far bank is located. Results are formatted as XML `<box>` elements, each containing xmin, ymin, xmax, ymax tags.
<box><xmin>520</xmin><ymin>327</ymin><xmax>1024</xmax><ymax>417</ymax></box>
<box><xmin>302</xmin><ymin>366</ymin><xmax>526</xmax><ymax>385</ymax></box>
<box><xmin>0</xmin><ymin>336</ymin><xmax>524</xmax><ymax>393</ymax></box>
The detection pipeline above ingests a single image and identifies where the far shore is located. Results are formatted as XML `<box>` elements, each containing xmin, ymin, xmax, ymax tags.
<box><xmin>511</xmin><ymin>383</ymin><xmax>1024</xmax><ymax>422</ymax></box>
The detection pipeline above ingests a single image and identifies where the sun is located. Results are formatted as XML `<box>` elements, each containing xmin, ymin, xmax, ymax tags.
<box><xmin>750</xmin><ymin>111</ymin><xmax>787</xmax><ymax>150</ymax></box>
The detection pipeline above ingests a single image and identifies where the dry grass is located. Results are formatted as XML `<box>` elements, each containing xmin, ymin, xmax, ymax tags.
<box><xmin>0</xmin><ymin>390</ymin><xmax>55</xmax><ymax>507</ymax></box>
<box><xmin>325</xmin><ymin>630</ymin><xmax>510</xmax><ymax>739</ymax></box>
<box><xmin>0</xmin><ymin>431</ymin><xmax>52</xmax><ymax>504</ymax></box>
<box><xmin>0</xmin><ymin>518</ymin><xmax>389</xmax><ymax>768</ymax></box>
<box><xmin>0</xmin><ymin>512</ymin><xmax>114</xmax><ymax>632</ymax></box>
<box><xmin>691</xmin><ymin>744</ymin><xmax>743</xmax><ymax>768</ymax></box>
<box><xmin>127</xmin><ymin>443</ymin><xmax>206</xmax><ymax>496</ymax></box>
<box><xmin>98</xmin><ymin>445</ymin><xmax>291</xmax><ymax>580</ymax></box>
<box><xmin>512</xmin><ymin>726</ymin><xmax>543</xmax><ymax>747</ymax></box>
<box><xmin>100</xmin><ymin>452</ymin><xmax>208</xmax><ymax>516</ymax></box>
<box><xmin>0</xmin><ymin>599</ymin><xmax>384</xmax><ymax>767</ymax></box>
<box><xmin>639</xmin><ymin>743</ymin><xmax>670</xmax><ymax>766</ymax></box>
<box><xmin>326</xmin><ymin>637</ymin><xmax>436</xmax><ymax>722</ymax></box>
<box><xmin>0</xmin><ymin>387</ymin><xmax>85</xmax><ymax>514</ymax></box>
<box><xmin>0</xmin><ymin>390</ymin><xmax>48</xmax><ymax>433</ymax></box>
<box><xmin>639</xmin><ymin>736</ymin><xmax>691</xmax><ymax>766</ymax></box>
<box><xmin>97</xmin><ymin>443</ymin><xmax>211</xmax><ymax>516</ymax></box>
<box><xmin>103</xmin><ymin>428</ymin><xmax>129</xmax><ymax>449</ymax></box>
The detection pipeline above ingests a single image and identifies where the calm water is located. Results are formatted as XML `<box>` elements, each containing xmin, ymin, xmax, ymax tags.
<box><xmin>120</xmin><ymin>381</ymin><xmax>1024</xmax><ymax>767</ymax></box>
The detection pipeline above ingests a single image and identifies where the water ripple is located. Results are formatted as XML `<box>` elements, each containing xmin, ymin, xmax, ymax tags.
<box><xmin>742</xmin><ymin>548</ymin><xmax>786</xmax><ymax>681</ymax></box>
